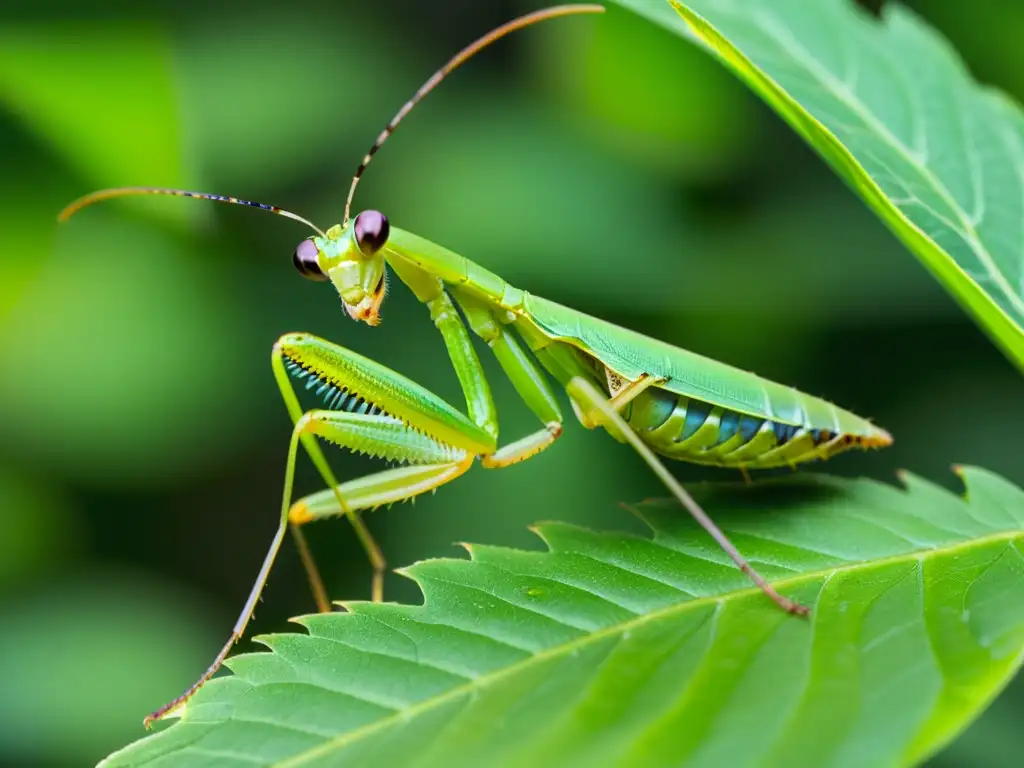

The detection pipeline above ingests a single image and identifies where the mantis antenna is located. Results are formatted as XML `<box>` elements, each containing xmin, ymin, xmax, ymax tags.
<box><xmin>58</xmin><ymin>5</ymin><xmax>604</xmax><ymax>234</ymax></box>
<box><xmin>58</xmin><ymin>186</ymin><xmax>327</xmax><ymax>237</ymax></box>
<box><xmin>341</xmin><ymin>3</ymin><xmax>605</xmax><ymax>225</ymax></box>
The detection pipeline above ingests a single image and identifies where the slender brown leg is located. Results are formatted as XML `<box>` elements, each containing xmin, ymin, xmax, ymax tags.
<box><xmin>290</xmin><ymin>524</ymin><xmax>331</xmax><ymax>613</ymax></box>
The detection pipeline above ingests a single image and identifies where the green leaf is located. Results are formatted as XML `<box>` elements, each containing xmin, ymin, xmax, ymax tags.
<box><xmin>102</xmin><ymin>468</ymin><xmax>1024</xmax><ymax>767</ymax></box>
<box><xmin>611</xmin><ymin>0</ymin><xmax>1024</xmax><ymax>372</ymax></box>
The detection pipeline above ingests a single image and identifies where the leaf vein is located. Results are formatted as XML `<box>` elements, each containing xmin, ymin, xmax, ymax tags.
<box><xmin>541</xmin><ymin>548</ymin><xmax>698</xmax><ymax>599</ymax></box>
<box><xmin>752</xmin><ymin>7</ymin><xmax>1024</xmax><ymax>319</ymax></box>
<box><xmin>419</xmin><ymin>575</ymin><xmax>595</xmax><ymax>633</ymax></box>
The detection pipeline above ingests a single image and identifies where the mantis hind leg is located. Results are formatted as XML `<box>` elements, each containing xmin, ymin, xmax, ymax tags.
<box><xmin>565</xmin><ymin>376</ymin><xmax>809</xmax><ymax>617</ymax></box>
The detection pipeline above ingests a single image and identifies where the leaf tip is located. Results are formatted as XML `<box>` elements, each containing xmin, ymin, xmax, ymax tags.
<box><xmin>453</xmin><ymin>541</ymin><xmax>476</xmax><ymax>559</ymax></box>
<box><xmin>527</xmin><ymin>521</ymin><xmax>557</xmax><ymax>546</ymax></box>
<box><xmin>393</xmin><ymin>565</ymin><xmax>413</xmax><ymax>579</ymax></box>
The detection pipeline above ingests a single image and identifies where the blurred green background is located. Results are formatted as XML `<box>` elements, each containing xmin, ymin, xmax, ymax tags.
<box><xmin>0</xmin><ymin>0</ymin><xmax>1020</xmax><ymax>765</ymax></box>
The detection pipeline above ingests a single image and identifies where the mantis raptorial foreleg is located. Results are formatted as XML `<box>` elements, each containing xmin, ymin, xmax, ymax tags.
<box><xmin>272</xmin><ymin>275</ymin><xmax>570</xmax><ymax>625</ymax></box>
<box><xmin>272</xmin><ymin>346</ymin><xmax>389</xmax><ymax>604</ymax></box>
<box><xmin>564</xmin><ymin>376</ymin><xmax>809</xmax><ymax>616</ymax></box>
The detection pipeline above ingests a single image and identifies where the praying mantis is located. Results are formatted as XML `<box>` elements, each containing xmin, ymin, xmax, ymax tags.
<box><xmin>59</xmin><ymin>3</ymin><xmax>892</xmax><ymax>727</ymax></box>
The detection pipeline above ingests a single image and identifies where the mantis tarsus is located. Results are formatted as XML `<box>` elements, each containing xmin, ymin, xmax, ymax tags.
<box><xmin>59</xmin><ymin>3</ymin><xmax>892</xmax><ymax>727</ymax></box>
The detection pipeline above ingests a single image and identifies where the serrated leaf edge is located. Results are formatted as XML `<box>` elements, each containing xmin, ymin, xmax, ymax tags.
<box><xmin>268</xmin><ymin>527</ymin><xmax>1020</xmax><ymax>767</ymax></box>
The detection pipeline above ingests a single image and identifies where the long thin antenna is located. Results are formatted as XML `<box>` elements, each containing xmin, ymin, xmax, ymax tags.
<box><xmin>58</xmin><ymin>186</ymin><xmax>326</xmax><ymax>237</ymax></box>
<box><xmin>342</xmin><ymin>3</ymin><xmax>605</xmax><ymax>224</ymax></box>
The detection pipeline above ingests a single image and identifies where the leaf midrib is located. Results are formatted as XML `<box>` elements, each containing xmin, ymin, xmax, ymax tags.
<box><xmin>756</xmin><ymin>16</ymin><xmax>1017</xmax><ymax>310</ymax></box>
<box><xmin>678</xmin><ymin>0</ymin><xmax>1024</xmax><ymax>321</ymax></box>
<box><xmin>273</xmin><ymin>529</ymin><xmax>1021</xmax><ymax>767</ymax></box>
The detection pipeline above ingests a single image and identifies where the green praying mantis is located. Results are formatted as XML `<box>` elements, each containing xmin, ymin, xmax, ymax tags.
<box><xmin>60</xmin><ymin>3</ymin><xmax>892</xmax><ymax>727</ymax></box>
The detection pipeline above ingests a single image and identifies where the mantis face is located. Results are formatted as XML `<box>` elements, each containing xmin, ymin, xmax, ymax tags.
<box><xmin>293</xmin><ymin>210</ymin><xmax>390</xmax><ymax>326</ymax></box>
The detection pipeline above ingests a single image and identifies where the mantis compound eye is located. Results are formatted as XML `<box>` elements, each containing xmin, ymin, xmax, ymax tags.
<box><xmin>292</xmin><ymin>238</ymin><xmax>327</xmax><ymax>281</ymax></box>
<box><xmin>354</xmin><ymin>210</ymin><xmax>390</xmax><ymax>256</ymax></box>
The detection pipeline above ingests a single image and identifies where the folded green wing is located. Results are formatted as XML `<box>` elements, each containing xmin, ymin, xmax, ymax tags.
<box><xmin>523</xmin><ymin>293</ymin><xmax>887</xmax><ymax>440</ymax></box>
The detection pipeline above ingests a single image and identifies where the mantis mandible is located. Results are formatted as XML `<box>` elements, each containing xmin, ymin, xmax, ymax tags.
<box><xmin>59</xmin><ymin>3</ymin><xmax>892</xmax><ymax>726</ymax></box>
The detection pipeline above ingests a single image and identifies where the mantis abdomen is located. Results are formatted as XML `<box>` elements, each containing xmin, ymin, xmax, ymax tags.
<box><xmin>622</xmin><ymin>384</ymin><xmax>885</xmax><ymax>469</ymax></box>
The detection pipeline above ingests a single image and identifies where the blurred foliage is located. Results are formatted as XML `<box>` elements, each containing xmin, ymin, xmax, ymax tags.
<box><xmin>0</xmin><ymin>22</ymin><xmax>185</xmax><ymax>220</ymax></box>
<box><xmin>0</xmin><ymin>0</ymin><xmax>1020</xmax><ymax>765</ymax></box>
<box><xmin>0</xmin><ymin>571</ymin><xmax>219</xmax><ymax>766</ymax></box>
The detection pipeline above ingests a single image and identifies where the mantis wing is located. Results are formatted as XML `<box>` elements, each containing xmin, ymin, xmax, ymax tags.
<box><xmin>522</xmin><ymin>293</ymin><xmax>888</xmax><ymax>440</ymax></box>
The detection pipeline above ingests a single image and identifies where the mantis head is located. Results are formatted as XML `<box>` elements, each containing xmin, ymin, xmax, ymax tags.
<box><xmin>292</xmin><ymin>210</ymin><xmax>390</xmax><ymax>326</ymax></box>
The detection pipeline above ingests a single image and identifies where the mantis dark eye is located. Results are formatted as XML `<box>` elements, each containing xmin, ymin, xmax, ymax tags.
<box><xmin>292</xmin><ymin>238</ymin><xmax>327</xmax><ymax>281</ymax></box>
<box><xmin>354</xmin><ymin>210</ymin><xmax>390</xmax><ymax>256</ymax></box>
